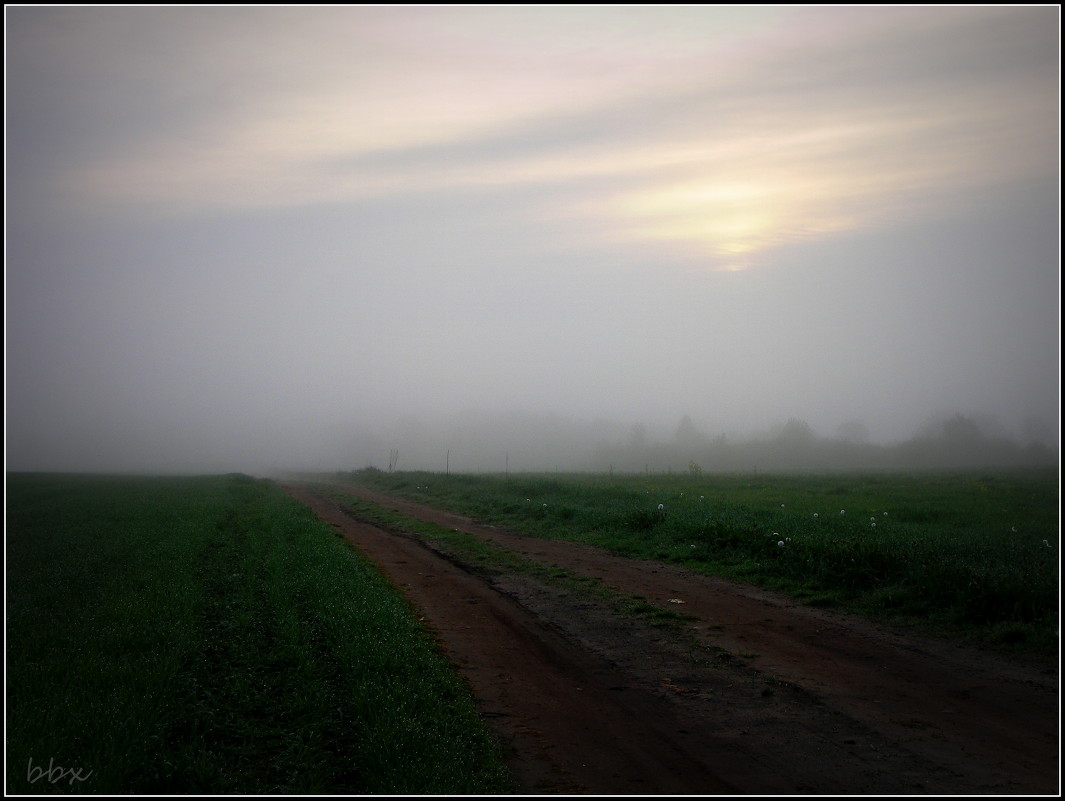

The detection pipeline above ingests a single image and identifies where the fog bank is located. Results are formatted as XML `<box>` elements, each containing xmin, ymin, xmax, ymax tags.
<box><xmin>5</xmin><ymin>8</ymin><xmax>1059</xmax><ymax>477</ymax></box>
<box><xmin>340</xmin><ymin>410</ymin><xmax>1057</xmax><ymax>476</ymax></box>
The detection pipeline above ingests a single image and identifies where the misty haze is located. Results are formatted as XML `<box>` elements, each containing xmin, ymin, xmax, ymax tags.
<box><xmin>335</xmin><ymin>409</ymin><xmax>1057</xmax><ymax>478</ymax></box>
<box><xmin>5</xmin><ymin>6</ymin><xmax>1060</xmax><ymax>476</ymax></box>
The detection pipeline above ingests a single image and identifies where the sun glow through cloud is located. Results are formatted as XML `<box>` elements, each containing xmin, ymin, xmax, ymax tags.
<box><xmin>43</xmin><ymin>6</ymin><xmax>1052</xmax><ymax>273</ymax></box>
<box><xmin>613</xmin><ymin>182</ymin><xmax>779</xmax><ymax>270</ymax></box>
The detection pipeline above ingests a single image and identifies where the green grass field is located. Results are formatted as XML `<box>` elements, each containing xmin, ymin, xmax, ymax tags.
<box><xmin>340</xmin><ymin>468</ymin><xmax>1060</xmax><ymax>655</ymax></box>
<box><xmin>5</xmin><ymin>473</ymin><xmax>512</xmax><ymax>795</ymax></box>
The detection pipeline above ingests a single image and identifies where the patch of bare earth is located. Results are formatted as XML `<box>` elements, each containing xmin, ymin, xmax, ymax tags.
<box><xmin>281</xmin><ymin>482</ymin><xmax>1059</xmax><ymax>796</ymax></box>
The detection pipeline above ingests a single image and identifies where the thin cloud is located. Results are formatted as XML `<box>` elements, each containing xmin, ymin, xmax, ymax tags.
<box><xmin>42</xmin><ymin>6</ymin><xmax>1054</xmax><ymax>276</ymax></box>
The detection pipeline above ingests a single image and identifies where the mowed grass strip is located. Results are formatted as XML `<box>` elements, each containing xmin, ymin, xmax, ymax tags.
<box><xmin>339</xmin><ymin>468</ymin><xmax>1059</xmax><ymax>655</ymax></box>
<box><xmin>6</xmin><ymin>473</ymin><xmax>511</xmax><ymax>795</ymax></box>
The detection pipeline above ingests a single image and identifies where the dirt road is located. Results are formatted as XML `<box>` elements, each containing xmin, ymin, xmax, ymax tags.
<box><xmin>281</xmin><ymin>481</ymin><xmax>1059</xmax><ymax>795</ymax></box>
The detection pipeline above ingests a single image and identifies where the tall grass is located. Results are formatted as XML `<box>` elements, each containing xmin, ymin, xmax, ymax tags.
<box><xmin>341</xmin><ymin>468</ymin><xmax>1059</xmax><ymax>654</ymax></box>
<box><xmin>6</xmin><ymin>473</ymin><xmax>511</xmax><ymax>795</ymax></box>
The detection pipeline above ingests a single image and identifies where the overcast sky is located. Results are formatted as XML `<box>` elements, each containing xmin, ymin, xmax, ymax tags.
<box><xmin>5</xmin><ymin>5</ymin><xmax>1060</xmax><ymax>473</ymax></box>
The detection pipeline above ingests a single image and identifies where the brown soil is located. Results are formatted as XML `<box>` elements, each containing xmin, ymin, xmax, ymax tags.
<box><xmin>281</xmin><ymin>481</ymin><xmax>1059</xmax><ymax>796</ymax></box>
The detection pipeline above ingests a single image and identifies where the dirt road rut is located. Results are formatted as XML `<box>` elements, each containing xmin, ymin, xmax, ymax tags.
<box><xmin>282</xmin><ymin>482</ymin><xmax>1059</xmax><ymax>795</ymax></box>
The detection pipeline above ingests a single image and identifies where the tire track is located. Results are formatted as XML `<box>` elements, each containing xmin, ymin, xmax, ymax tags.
<box><xmin>285</xmin><ymin>481</ymin><xmax>1059</xmax><ymax>795</ymax></box>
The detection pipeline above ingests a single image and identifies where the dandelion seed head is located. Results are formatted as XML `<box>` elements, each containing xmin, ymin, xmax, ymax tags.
<box><xmin>658</xmin><ymin>504</ymin><xmax>665</xmax><ymax>511</ymax></box>
<box><xmin>777</xmin><ymin>541</ymin><xmax>785</xmax><ymax>547</ymax></box>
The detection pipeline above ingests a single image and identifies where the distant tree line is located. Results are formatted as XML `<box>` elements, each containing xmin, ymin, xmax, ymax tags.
<box><xmin>592</xmin><ymin>413</ymin><xmax>1057</xmax><ymax>473</ymax></box>
<box><xmin>357</xmin><ymin>410</ymin><xmax>1057</xmax><ymax>474</ymax></box>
